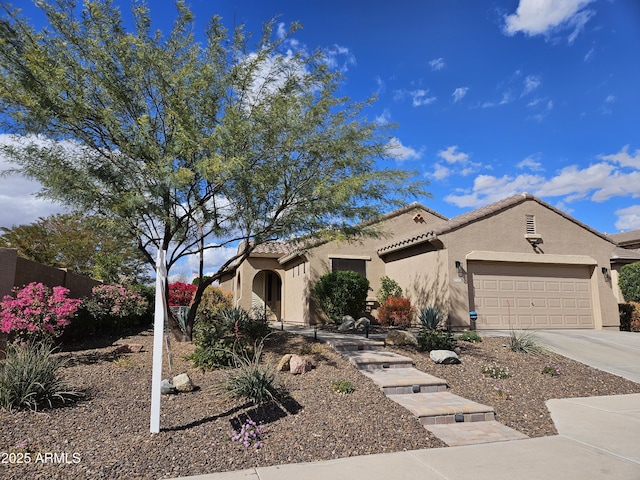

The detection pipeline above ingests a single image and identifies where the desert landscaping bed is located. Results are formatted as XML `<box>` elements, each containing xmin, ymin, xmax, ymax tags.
<box><xmin>1</xmin><ymin>328</ymin><xmax>639</xmax><ymax>480</ymax></box>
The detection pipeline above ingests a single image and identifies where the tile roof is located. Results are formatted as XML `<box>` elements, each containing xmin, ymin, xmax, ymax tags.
<box><xmin>608</xmin><ymin>230</ymin><xmax>640</xmax><ymax>246</ymax></box>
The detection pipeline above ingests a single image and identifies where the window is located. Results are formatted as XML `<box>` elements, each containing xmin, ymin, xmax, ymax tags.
<box><xmin>331</xmin><ymin>258</ymin><xmax>366</xmax><ymax>278</ymax></box>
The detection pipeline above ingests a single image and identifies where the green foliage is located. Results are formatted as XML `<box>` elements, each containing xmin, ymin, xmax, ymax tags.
<box><xmin>457</xmin><ymin>331</ymin><xmax>483</xmax><ymax>343</ymax></box>
<box><xmin>418</xmin><ymin>306</ymin><xmax>447</xmax><ymax>330</ymax></box>
<box><xmin>376</xmin><ymin>276</ymin><xmax>402</xmax><ymax>304</ymax></box>
<box><xmin>377</xmin><ymin>296</ymin><xmax>414</xmax><ymax>327</ymax></box>
<box><xmin>195</xmin><ymin>286</ymin><xmax>233</xmax><ymax>323</ymax></box>
<box><xmin>416</xmin><ymin>329</ymin><xmax>455</xmax><ymax>351</ymax></box>
<box><xmin>227</xmin><ymin>340</ymin><xmax>281</xmax><ymax>405</ymax></box>
<box><xmin>189</xmin><ymin>307</ymin><xmax>271</xmax><ymax>370</ymax></box>
<box><xmin>619</xmin><ymin>262</ymin><xmax>640</xmax><ymax>303</ymax></box>
<box><xmin>314</xmin><ymin>271</ymin><xmax>370</xmax><ymax>324</ymax></box>
<box><xmin>0</xmin><ymin>0</ymin><xmax>427</xmax><ymax>340</ymax></box>
<box><xmin>542</xmin><ymin>363</ymin><xmax>562</xmax><ymax>376</ymax></box>
<box><xmin>0</xmin><ymin>213</ymin><xmax>149</xmax><ymax>284</ymax></box>
<box><xmin>509</xmin><ymin>330</ymin><xmax>547</xmax><ymax>355</ymax></box>
<box><xmin>482</xmin><ymin>365</ymin><xmax>511</xmax><ymax>379</ymax></box>
<box><xmin>0</xmin><ymin>341</ymin><xmax>80</xmax><ymax>411</ymax></box>
<box><xmin>331</xmin><ymin>379</ymin><xmax>356</xmax><ymax>395</ymax></box>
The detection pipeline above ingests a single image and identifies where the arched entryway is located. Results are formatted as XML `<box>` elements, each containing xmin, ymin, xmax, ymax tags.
<box><xmin>251</xmin><ymin>270</ymin><xmax>282</xmax><ymax>321</ymax></box>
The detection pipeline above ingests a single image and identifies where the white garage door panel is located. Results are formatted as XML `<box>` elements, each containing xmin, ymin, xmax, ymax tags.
<box><xmin>471</xmin><ymin>262</ymin><xmax>594</xmax><ymax>329</ymax></box>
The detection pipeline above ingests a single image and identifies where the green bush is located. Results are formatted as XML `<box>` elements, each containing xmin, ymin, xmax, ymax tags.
<box><xmin>377</xmin><ymin>296</ymin><xmax>414</xmax><ymax>327</ymax></box>
<box><xmin>314</xmin><ymin>271</ymin><xmax>370</xmax><ymax>324</ymax></box>
<box><xmin>417</xmin><ymin>329</ymin><xmax>455</xmax><ymax>351</ymax></box>
<box><xmin>0</xmin><ymin>341</ymin><xmax>80</xmax><ymax>411</ymax></box>
<box><xmin>619</xmin><ymin>262</ymin><xmax>640</xmax><ymax>302</ymax></box>
<box><xmin>458</xmin><ymin>331</ymin><xmax>483</xmax><ymax>343</ymax></box>
<box><xmin>418</xmin><ymin>306</ymin><xmax>447</xmax><ymax>330</ymax></box>
<box><xmin>331</xmin><ymin>379</ymin><xmax>356</xmax><ymax>395</ymax></box>
<box><xmin>376</xmin><ymin>276</ymin><xmax>402</xmax><ymax>304</ymax></box>
<box><xmin>189</xmin><ymin>307</ymin><xmax>271</xmax><ymax>370</ymax></box>
<box><xmin>195</xmin><ymin>286</ymin><xmax>233</xmax><ymax>323</ymax></box>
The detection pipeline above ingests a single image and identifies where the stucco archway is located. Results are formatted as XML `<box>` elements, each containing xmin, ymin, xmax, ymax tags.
<box><xmin>251</xmin><ymin>270</ymin><xmax>282</xmax><ymax>321</ymax></box>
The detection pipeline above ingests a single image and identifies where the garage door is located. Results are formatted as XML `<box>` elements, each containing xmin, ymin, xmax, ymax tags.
<box><xmin>470</xmin><ymin>262</ymin><xmax>594</xmax><ymax>329</ymax></box>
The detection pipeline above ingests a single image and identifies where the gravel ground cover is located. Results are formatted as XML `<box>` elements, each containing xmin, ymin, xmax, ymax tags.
<box><xmin>1</xmin><ymin>327</ymin><xmax>639</xmax><ymax>480</ymax></box>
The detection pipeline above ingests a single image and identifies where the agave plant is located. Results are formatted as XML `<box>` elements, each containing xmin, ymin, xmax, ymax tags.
<box><xmin>418</xmin><ymin>306</ymin><xmax>447</xmax><ymax>330</ymax></box>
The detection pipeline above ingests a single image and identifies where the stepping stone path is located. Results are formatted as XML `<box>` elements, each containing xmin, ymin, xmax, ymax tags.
<box><xmin>327</xmin><ymin>337</ymin><xmax>528</xmax><ymax>447</ymax></box>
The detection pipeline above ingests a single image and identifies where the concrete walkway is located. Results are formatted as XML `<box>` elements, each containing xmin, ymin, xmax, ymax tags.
<box><xmin>169</xmin><ymin>327</ymin><xmax>640</xmax><ymax>480</ymax></box>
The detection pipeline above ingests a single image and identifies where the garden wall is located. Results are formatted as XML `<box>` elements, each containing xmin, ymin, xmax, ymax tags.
<box><xmin>0</xmin><ymin>248</ymin><xmax>100</xmax><ymax>300</ymax></box>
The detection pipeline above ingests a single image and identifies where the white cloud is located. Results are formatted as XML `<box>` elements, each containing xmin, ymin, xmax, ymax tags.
<box><xmin>599</xmin><ymin>145</ymin><xmax>640</xmax><ymax>168</ymax></box>
<box><xmin>452</xmin><ymin>87</ymin><xmax>469</xmax><ymax>103</ymax></box>
<box><xmin>445</xmin><ymin>146</ymin><xmax>640</xmax><ymax>209</ymax></box>
<box><xmin>386</xmin><ymin>137</ymin><xmax>422</xmax><ymax>162</ymax></box>
<box><xmin>185</xmin><ymin>244</ymin><xmax>238</xmax><ymax>279</ymax></box>
<box><xmin>375</xmin><ymin>109</ymin><xmax>392</xmax><ymax>125</ymax></box>
<box><xmin>605</xmin><ymin>95</ymin><xmax>616</xmax><ymax>104</ymax></box>
<box><xmin>411</xmin><ymin>89</ymin><xmax>437</xmax><ymax>107</ymax></box>
<box><xmin>323</xmin><ymin>44</ymin><xmax>356</xmax><ymax>72</ymax></box>
<box><xmin>503</xmin><ymin>0</ymin><xmax>596</xmax><ymax>44</ymax></box>
<box><xmin>615</xmin><ymin>205</ymin><xmax>640</xmax><ymax>231</ymax></box>
<box><xmin>438</xmin><ymin>145</ymin><xmax>469</xmax><ymax>164</ymax></box>
<box><xmin>518</xmin><ymin>156</ymin><xmax>544</xmax><ymax>171</ymax></box>
<box><xmin>584</xmin><ymin>46</ymin><xmax>595</xmax><ymax>62</ymax></box>
<box><xmin>522</xmin><ymin>74</ymin><xmax>542</xmax><ymax>96</ymax></box>
<box><xmin>432</xmin><ymin>164</ymin><xmax>451</xmax><ymax>181</ymax></box>
<box><xmin>429</xmin><ymin>58</ymin><xmax>445</xmax><ymax>71</ymax></box>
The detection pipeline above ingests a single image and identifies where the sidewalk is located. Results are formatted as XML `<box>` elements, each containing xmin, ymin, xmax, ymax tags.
<box><xmin>168</xmin><ymin>326</ymin><xmax>640</xmax><ymax>480</ymax></box>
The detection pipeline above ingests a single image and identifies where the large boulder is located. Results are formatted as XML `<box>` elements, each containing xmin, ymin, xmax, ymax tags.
<box><xmin>385</xmin><ymin>329</ymin><xmax>418</xmax><ymax>347</ymax></box>
<box><xmin>289</xmin><ymin>354</ymin><xmax>313</xmax><ymax>374</ymax></box>
<box><xmin>338</xmin><ymin>315</ymin><xmax>356</xmax><ymax>332</ymax></box>
<box><xmin>355</xmin><ymin>317</ymin><xmax>371</xmax><ymax>332</ymax></box>
<box><xmin>172</xmin><ymin>373</ymin><xmax>195</xmax><ymax>392</ymax></box>
<box><xmin>430</xmin><ymin>350</ymin><xmax>461</xmax><ymax>365</ymax></box>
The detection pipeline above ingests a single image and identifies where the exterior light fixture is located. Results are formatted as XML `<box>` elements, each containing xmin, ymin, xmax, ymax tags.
<box><xmin>601</xmin><ymin>267</ymin><xmax>608</xmax><ymax>275</ymax></box>
<box><xmin>455</xmin><ymin>261</ymin><xmax>464</xmax><ymax>276</ymax></box>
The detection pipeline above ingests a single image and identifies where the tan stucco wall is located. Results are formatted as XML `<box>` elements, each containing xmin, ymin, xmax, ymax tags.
<box><xmin>440</xmin><ymin>200</ymin><xmax>619</xmax><ymax>329</ymax></box>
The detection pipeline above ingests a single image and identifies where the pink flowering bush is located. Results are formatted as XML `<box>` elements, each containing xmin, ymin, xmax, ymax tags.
<box><xmin>0</xmin><ymin>282</ymin><xmax>81</xmax><ymax>343</ymax></box>
<box><xmin>83</xmin><ymin>284</ymin><xmax>149</xmax><ymax>330</ymax></box>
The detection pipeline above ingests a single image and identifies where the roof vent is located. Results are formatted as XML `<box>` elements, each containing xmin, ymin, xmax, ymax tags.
<box><xmin>413</xmin><ymin>213</ymin><xmax>425</xmax><ymax>223</ymax></box>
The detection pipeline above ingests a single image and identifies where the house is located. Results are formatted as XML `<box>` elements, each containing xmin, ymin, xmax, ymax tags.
<box><xmin>219</xmin><ymin>193</ymin><xmax>629</xmax><ymax>330</ymax></box>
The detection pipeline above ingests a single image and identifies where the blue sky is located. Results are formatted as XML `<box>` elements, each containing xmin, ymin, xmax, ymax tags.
<box><xmin>1</xmin><ymin>0</ymin><xmax>639</xmax><ymax>275</ymax></box>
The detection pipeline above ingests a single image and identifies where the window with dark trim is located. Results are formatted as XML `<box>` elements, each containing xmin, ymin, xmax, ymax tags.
<box><xmin>331</xmin><ymin>258</ymin><xmax>366</xmax><ymax>278</ymax></box>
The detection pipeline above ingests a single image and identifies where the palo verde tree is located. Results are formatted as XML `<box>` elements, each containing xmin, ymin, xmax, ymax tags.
<box><xmin>0</xmin><ymin>0</ymin><xmax>427</xmax><ymax>340</ymax></box>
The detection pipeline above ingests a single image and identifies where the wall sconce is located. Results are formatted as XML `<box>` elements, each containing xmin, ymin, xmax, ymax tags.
<box><xmin>601</xmin><ymin>267</ymin><xmax>611</xmax><ymax>280</ymax></box>
<box><xmin>455</xmin><ymin>261</ymin><xmax>464</xmax><ymax>276</ymax></box>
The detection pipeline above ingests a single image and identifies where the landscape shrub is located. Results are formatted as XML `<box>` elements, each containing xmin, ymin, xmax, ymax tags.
<box><xmin>189</xmin><ymin>307</ymin><xmax>270</xmax><ymax>370</ymax></box>
<box><xmin>458</xmin><ymin>331</ymin><xmax>483</xmax><ymax>343</ymax></box>
<box><xmin>377</xmin><ymin>296</ymin><xmax>414</xmax><ymax>327</ymax></box>
<box><xmin>618</xmin><ymin>262</ymin><xmax>640</xmax><ymax>302</ymax></box>
<box><xmin>416</xmin><ymin>329</ymin><xmax>455</xmax><ymax>351</ymax></box>
<box><xmin>226</xmin><ymin>340</ymin><xmax>281</xmax><ymax>405</ymax></box>
<box><xmin>418</xmin><ymin>306</ymin><xmax>447</xmax><ymax>330</ymax></box>
<box><xmin>508</xmin><ymin>330</ymin><xmax>547</xmax><ymax>355</ymax></box>
<box><xmin>376</xmin><ymin>276</ymin><xmax>402</xmax><ymax>304</ymax></box>
<box><xmin>168</xmin><ymin>281</ymin><xmax>197</xmax><ymax>306</ymax></box>
<box><xmin>313</xmin><ymin>271</ymin><xmax>369</xmax><ymax>324</ymax></box>
<box><xmin>195</xmin><ymin>286</ymin><xmax>233</xmax><ymax>323</ymax></box>
<box><xmin>66</xmin><ymin>283</ymin><xmax>151</xmax><ymax>338</ymax></box>
<box><xmin>629</xmin><ymin>302</ymin><xmax>640</xmax><ymax>332</ymax></box>
<box><xmin>0</xmin><ymin>283</ymin><xmax>80</xmax><ymax>344</ymax></box>
<box><xmin>0</xmin><ymin>340</ymin><xmax>80</xmax><ymax>411</ymax></box>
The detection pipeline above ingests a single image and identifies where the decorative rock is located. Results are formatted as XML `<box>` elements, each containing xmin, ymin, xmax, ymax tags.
<box><xmin>385</xmin><ymin>329</ymin><xmax>418</xmax><ymax>347</ymax></box>
<box><xmin>430</xmin><ymin>350</ymin><xmax>461</xmax><ymax>364</ymax></box>
<box><xmin>289</xmin><ymin>354</ymin><xmax>313</xmax><ymax>374</ymax></box>
<box><xmin>276</xmin><ymin>353</ymin><xmax>293</xmax><ymax>372</ymax></box>
<box><xmin>114</xmin><ymin>343</ymin><xmax>144</xmax><ymax>354</ymax></box>
<box><xmin>355</xmin><ymin>317</ymin><xmax>370</xmax><ymax>331</ymax></box>
<box><xmin>161</xmin><ymin>379</ymin><xmax>176</xmax><ymax>395</ymax></box>
<box><xmin>338</xmin><ymin>315</ymin><xmax>356</xmax><ymax>332</ymax></box>
<box><xmin>172</xmin><ymin>373</ymin><xmax>195</xmax><ymax>392</ymax></box>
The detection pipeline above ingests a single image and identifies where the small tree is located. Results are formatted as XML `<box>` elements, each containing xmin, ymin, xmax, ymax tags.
<box><xmin>377</xmin><ymin>296</ymin><xmax>414</xmax><ymax>327</ymax></box>
<box><xmin>376</xmin><ymin>276</ymin><xmax>403</xmax><ymax>304</ymax></box>
<box><xmin>314</xmin><ymin>271</ymin><xmax>370</xmax><ymax>324</ymax></box>
<box><xmin>619</xmin><ymin>262</ymin><xmax>640</xmax><ymax>303</ymax></box>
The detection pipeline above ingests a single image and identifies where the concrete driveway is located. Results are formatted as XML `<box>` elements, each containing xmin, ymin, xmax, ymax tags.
<box><xmin>521</xmin><ymin>330</ymin><xmax>640</xmax><ymax>383</ymax></box>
